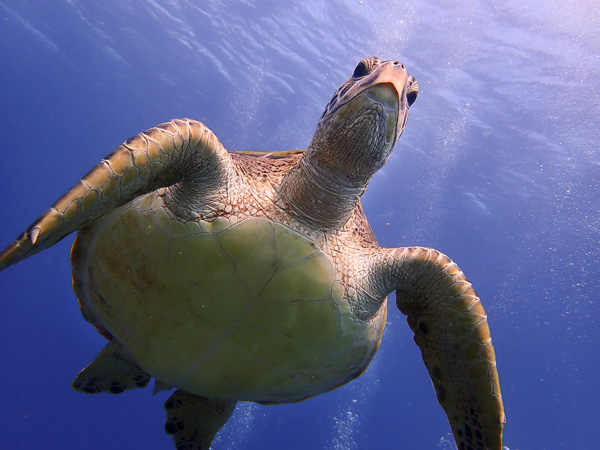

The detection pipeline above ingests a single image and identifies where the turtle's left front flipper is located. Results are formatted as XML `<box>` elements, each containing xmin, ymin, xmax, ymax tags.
<box><xmin>376</xmin><ymin>246</ymin><xmax>505</xmax><ymax>450</ymax></box>
<box><xmin>0</xmin><ymin>119</ymin><xmax>230</xmax><ymax>271</ymax></box>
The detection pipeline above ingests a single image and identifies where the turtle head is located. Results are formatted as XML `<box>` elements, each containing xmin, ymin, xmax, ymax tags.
<box><xmin>309</xmin><ymin>57</ymin><xmax>418</xmax><ymax>183</ymax></box>
<box><xmin>280</xmin><ymin>57</ymin><xmax>418</xmax><ymax>228</ymax></box>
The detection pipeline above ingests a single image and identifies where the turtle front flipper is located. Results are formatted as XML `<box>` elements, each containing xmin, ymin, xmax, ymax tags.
<box><xmin>164</xmin><ymin>390</ymin><xmax>237</xmax><ymax>450</ymax></box>
<box><xmin>376</xmin><ymin>246</ymin><xmax>505</xmax><ymax>450</ymax></box>
<box><xmin>72</xmin><ymin>339</ymin><xmax>151</xmax><ymax>394</ymax></box>
<box><xmin>0</xmin><ymin>119</ymin><xmax>231</xmax><ymax>271</ymax></box>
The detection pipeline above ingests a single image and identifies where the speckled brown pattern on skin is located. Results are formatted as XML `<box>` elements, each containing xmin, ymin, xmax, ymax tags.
<box><xmin>0</xmin><ymin>57</ymin><xmax>504</xmax><ymax>450</ymax></box>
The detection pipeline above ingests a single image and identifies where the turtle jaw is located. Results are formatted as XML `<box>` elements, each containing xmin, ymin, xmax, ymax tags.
<box><xmin>365</xmin><ymin>82</ymin><xmax>398</xmax><ymax>109</ymax></box>
<box><xmin>364</xmin><ymin>82</ymin><xmax>400</xmax><ymax>146</ymax></box>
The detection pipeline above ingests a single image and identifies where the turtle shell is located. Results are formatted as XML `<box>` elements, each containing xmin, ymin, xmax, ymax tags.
<box><xmin>71</xmin><ymin>191</ymin><xmax>387</xmax><ymax>403</ymax></box>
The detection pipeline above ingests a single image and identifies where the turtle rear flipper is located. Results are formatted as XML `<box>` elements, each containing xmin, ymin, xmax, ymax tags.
<box><xmin>165</xmin><ymin>390</ymin><xmax>236</xmax><ymax>450</ymax></box>
<box><xmin>0</xmin><ymin>119</ymin><xmax>230</xmax><ymax>271</ymax></box>
<box><xmin>72</xmin><ymin>339</ymin><xmax>151</xmax><ymax>394</ymax></box>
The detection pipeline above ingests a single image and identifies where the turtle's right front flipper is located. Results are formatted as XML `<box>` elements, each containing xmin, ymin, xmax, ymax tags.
<box><xmin>372</xmin><ymin>246</ymin><xmax>505</xmax><ymax>450</ymax></box>
<box><xmin>0</xmin><ymin>119</ymin><xmax>231</xmax><ymax>271</ymax></box>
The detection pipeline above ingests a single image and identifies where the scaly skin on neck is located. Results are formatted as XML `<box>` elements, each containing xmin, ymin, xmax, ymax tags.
<box><xmin>279</xmin><ymin>92</ymin><xmax>395</xmax><ymax>230</ymax></box>
<box><xmin>278</xmin><ymin>150</ymin><xmax>367</xmax><ymax>230</ymax></box>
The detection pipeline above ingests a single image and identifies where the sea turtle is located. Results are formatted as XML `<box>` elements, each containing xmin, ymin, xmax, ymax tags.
<box><xmin>0</xmin><ymin>57</ymin><xmax>505</xmax><ymax>449</ymax></box>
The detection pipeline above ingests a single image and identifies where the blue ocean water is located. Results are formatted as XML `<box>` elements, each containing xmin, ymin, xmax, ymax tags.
<box><xmin>0</xmin><ymin>1</ymin><xmax>598</xmax><ymax>449</ymax></box>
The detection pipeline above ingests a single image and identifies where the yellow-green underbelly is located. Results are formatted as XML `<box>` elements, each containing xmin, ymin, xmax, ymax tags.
<box><xmin>72</xmin><ymin>193</ymin><xmax>386</xmax><ymax>402</ymax></box>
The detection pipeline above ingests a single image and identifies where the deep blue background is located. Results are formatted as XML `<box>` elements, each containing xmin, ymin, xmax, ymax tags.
<box><xmin>0</xmin><ymin>1</ymin><xmax>598</xmax><ymax>449</ymax></box>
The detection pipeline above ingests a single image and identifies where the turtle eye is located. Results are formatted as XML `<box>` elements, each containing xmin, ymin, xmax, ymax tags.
<box><xmin>406</xmin><ymin>77</ymin><xmax>419</xmax><ymax>107</ymax></box>
<box><xmin>407</xmin><ymin>90</ymin><xmax>418</xmax><ymax>107</ymax></box>
<box><xmin>353</xmin><ymin>60</ymin><xmax>370</xmax><ymax>78</ymax></box>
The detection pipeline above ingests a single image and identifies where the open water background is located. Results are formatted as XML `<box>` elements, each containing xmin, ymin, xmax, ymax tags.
<box><xmin>0</xmin><ymin>1</ymin><xmax>598</xmax><ymax>449</ymax></box>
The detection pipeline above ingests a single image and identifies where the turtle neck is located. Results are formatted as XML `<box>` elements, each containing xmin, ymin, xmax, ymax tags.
<box><xmin>278</xmin><ymin>148</ymin><xmax>368</xmax><ymax>230</ymax></box>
